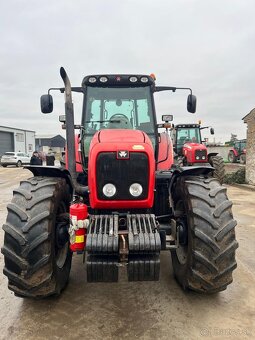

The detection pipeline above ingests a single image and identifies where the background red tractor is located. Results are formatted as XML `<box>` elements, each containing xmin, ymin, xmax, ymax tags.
<box><xmin>171</xmin><ymin>123</ymin><xmax>225</xmax><ymax>183</ymax></box>
<box><xmin>1</xmin><ymin>68</ymin><xmax>238</xmax><ymax>298</ymax></box>
<box><xmin>228</xmin><ymin>139</ymin><xmax>246</xmax><ymax>164</ymax></box>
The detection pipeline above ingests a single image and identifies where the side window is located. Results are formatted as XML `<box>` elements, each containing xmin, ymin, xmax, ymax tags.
<box><xmin>87</xmin><ymin>99</ymin><xmax>101</xmax><ymax>131</ymax></box>
<box><xmin>136</xmin><ymin>99</ymin><xmax>153</xmax><ymax>132</ymax></box>
<box><xmin>177</xmin><ymin>129</ymin><xmax>188</xmax><ymax>144</ymax></box>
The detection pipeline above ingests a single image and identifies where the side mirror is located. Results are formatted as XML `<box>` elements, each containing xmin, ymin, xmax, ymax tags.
<box><xmin>187</xmin><ymin>94</ymin><xmax>196</xmax><ymax>113</ymax></box>
<box><xmin>210</xmin><ymin>127</ymin><xmax>215</xmax><ymax>135</ymax></box>
<box><xmin>162</xmin><ymin>114</ymin><xmax>173</xmax><ymax>122</ymax></box>
<box><xmin>40</xmin><ymin>94</ymin><xmax>53</xmax><ymax>113</ymax></box>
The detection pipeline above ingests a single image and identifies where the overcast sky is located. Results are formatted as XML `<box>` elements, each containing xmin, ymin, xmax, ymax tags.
<box><xmin>1</xmin><ymin>0</ymin><xmax>254</xmax><ymax>142</ymax></box>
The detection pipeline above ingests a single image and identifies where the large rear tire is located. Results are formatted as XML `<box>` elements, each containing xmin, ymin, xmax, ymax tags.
<box><xmin>1</xmin><ymin>177</ymin><xmax>72</xmax><ymax>298</ymax></box>
<box><xmin>171</xmin><ymin>176</ymin><xmax>238</xmax><ymax>293</ymax></box>
<box><xmin>209</xmin><ymin>155</ymin><xmax>225</xmax><ymax>184</ymax></box>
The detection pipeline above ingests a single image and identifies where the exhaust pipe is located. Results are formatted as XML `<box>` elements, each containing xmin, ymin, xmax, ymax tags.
<box><xmin>60</xmin><ymin>67</ymin><xmax>88</xmax><ymax>196</ymax></box>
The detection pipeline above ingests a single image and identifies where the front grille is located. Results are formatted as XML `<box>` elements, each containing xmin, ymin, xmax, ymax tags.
<box><xmin>96</xmin><ymin>152</ymin><xmax>149</xmax><ymax>200</ymax></box>
<box><xmin>195</xmin><ymin>149</ymin><xmax>207</xmax><ymax>160</ymax></box>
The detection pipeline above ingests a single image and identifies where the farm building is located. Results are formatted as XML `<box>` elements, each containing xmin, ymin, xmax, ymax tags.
<box><xmin>0</xmin><ymin>125</ymin><xmax>35</xmax><ymax>157</ymax></box>
<box><xmin>243</xmin><ymin>108</ymin><xmax>255</xmax><ymax>185</ymax></box>
<box><xmin>35</xmin><ymin>134</ymin><xmax>66</xmax><ymax>158</ymax></box>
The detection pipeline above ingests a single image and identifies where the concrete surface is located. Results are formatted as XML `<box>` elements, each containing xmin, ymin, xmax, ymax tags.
<box><xmin>224</xmin><ymin>163</ymin><xmax>245</xmax><ymax>174</ymax></box>
<box><xmin>207</xmin><ymin>146</ymin><xmax>232</xmax><ymax>162</ymax></box>
<box><xmin>0</xmin><ymin>167</ymin><xmax>254</xmax><ymax>340</ymax></box>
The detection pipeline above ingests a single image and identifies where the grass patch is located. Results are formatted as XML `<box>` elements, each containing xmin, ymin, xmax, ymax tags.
<box><xmin>223</xmin><ymin>167</ymin><xmax>246</xmax><ymax>184</ymax></box>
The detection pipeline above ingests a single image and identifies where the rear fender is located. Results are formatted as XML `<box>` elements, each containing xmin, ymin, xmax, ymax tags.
<box><xmin>156</xmin><ymin>165</ymin><xmax>214</xmax><ymax>213</ymax></box>
<box><xmin>177</xmin><ymin>165</ymin><xmax>214</xmax><ymax>177</ymax></box>
<box><xmin>230</xmin><ymin>148</ymin><xmax>238</xmax><ymax>157</ymax></box>
<box><xmin>24</xmin><ymin>165</ymin><xmax>73</xmax><ymax>194</ymax></box>
<box><xmin>157</xmin><ymin>165</ymin><xmax>214</xmax><ymax>190</ymax></box>
<box><xmin>156</xmin><ymin>165</ymin><xmax>213</xmax><ymax>212</ymax></box>
<box><xmin>169</xmin><ymin>165</ymin><xmax>214</xmax><ymax>209</ymax></box>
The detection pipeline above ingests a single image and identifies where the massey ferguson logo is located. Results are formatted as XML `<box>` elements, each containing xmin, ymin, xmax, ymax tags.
<box><xmin>117</xmin><ymin>150</ymin><xmax>129</xmax><ymax>159</ymax></box>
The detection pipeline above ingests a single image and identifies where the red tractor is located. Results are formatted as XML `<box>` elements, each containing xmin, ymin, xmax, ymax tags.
<box><xmin>1</xmin><ymin>69</ymin><xmax>238</xmax><ymax>298</ymax></box>
<box><xmin>228</xmin><ymin>139</ymin><xmax>246</xmax><ymax>164</ymax></box>
<box><xmin>171</xmin><ymin>123</ymin><xmax>225</xmax><ymax>184</ymax></box>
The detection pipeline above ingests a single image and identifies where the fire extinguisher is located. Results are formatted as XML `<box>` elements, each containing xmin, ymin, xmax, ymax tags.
<box><xmin>69</xmin><ymin>203</ymin><xmax>89</xmax><ymax>252</ymax></box>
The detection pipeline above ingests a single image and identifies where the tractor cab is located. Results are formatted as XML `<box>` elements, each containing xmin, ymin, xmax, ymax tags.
<box><xmin>173</xmin><ymin>124</ymin><xmax>202</xmax><ymax>155</ymax></box>
<box><xmin>81</xmin><ymin>75</ymin><xmax>158</xmax><ymax>156</ymax></box>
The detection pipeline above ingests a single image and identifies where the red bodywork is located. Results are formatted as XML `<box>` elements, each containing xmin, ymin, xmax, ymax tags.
<box><xmin>88</xmin><ymin>129</ymin><xmax>155</xmax><ymax>209</ymax></box>
<box><xmin>157</xmin><ymin>132</ymin><xmax>174</xmax><ymax>170</ymax></box>
<box><xmin>230</xmin><ymin>147</ymin><xmax>246</xmax><ymax>157</ymax></box>
<box><xmin>231</xmin><ymin>148</ymin><xmax>238</xmax><ymax>157</ymax></box>
<box><xmin>182</xmin><ymin>142</ymin><xmax>208</xmax><ymax>163</ymax></box>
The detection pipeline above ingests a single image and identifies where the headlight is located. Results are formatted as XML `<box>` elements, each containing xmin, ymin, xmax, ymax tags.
<box><xmin>88</xmin><ymin>77</ymin><xmax>97</xmax><ymax>83</ymax></box>
<box><xmin>103</xmin><ymin>183</ymin><xmax>116</xmax><ymax>197</ymax></box>
<box><xmin>99</xmin><ymin>76</ymin><xmax>108</xmax><ymax>83</ymax></box>
<box><xmin>129</xmin><ymin>183</ymin><xmax>143</xmax><ymax>197</ymax></box>
<box><xmin>140</xmin><ymin>76</ymin><xmax>148</xmax><ymax>83</ymax></box>
<box><xmin>196</xmin><ymin>156</ymin><xmax>199</xmax><ymax>160</ymax></box>
<box><xmin>129</xmin><ymin>76</ymin><xmax>138</xmax><ymax>83</ymax></box>
<box><xmin>202</xmin><ymin>156</ymin><xmax>206</xmax><ymax>160</ymax></box>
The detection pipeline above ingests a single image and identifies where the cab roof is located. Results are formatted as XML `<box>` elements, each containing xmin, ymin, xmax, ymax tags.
<box><xmin>175</xmin><ymin>124</ymin><xmax>200</xmax><ymax>128</ymax></box>
<box><xmin>82</xmin><ymin>74</ymin><xmax>155</xmax><ymax>87</ymax></box>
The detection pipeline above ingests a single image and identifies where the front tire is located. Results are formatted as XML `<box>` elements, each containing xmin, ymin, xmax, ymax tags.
<box><xmin>228</xmin><ymin>151</ymin><xmax>236</xmax><ymax>163</ymax></box>
<box><xmin>16</xmin><ymin>160</ymin><xmax>22</xmax><ymax>167</ymax></box>
<box><xmin>209</xmin><ymin>155</ymin><xmax>225</xmax><ymax>184</ymax></box>
<box><xmin>171</xmin><ymin>176</ymin><xmax>238</xmax><ymax>293</ymax></box>
<box><xmin>1</xmin><ymin>177</ymin><xmax>72</xmax><ymax>298</ymax></box>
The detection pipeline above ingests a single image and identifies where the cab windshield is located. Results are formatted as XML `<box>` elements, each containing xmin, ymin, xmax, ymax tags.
<box><xmin>83</xmin><ymin>86</ymin><xmax>155</xmax><ymax>134</ymax></box>
<box><xmin>175</xmin><ymin>127</ymin><xmax>201</xmax><ymax>154</ymax></box>
<box><xmin>176</xmin><ymin>128</ymin><xmax>201</xmax><ymax>145</ymax></box>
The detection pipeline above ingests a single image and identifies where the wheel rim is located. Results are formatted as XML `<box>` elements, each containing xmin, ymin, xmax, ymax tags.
<box><xmin>175</xmin><ymin>200</ymin><xmax>188</xmax><ymax>265</ymax></box>
<box><xmin>17</xmin><ymin>161</ymin><xmax>22</xmax><ymax>167</ymax></box>
<box><xmin>55</xmin><ymin>201</ymin><xmax>69</xmax><ymax>269</ymax></box>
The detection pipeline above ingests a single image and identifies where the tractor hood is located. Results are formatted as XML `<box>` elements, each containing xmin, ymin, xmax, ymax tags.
<box><xmin>182</xmin><ymin>142</ymin><xmax>208</xmax><ymax>163</ymax></box>
<box><xmin>183</xmin><ymin>142</ymin><xmax>207</xmax><ymax>150</ymax></box>
<box><xmin>88</xmin><ymin>129</ymin><xmax>155</xmax><ymax>210</ymax></box>
<box><xmin>97</xmin><ymin>129</ymin><xmax>146</xmax><ymax>144</ymax></box>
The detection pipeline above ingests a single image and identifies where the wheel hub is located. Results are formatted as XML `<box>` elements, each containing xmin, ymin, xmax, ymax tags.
<box><xmin>178</xmin><ymin>221</ymin><xmax>188</xmax><ymax>245</ymax></box>
<box><xmin>56</xmin><ymin>222</ymin><xmax>69</xmax><ymax>248</ymax></box>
